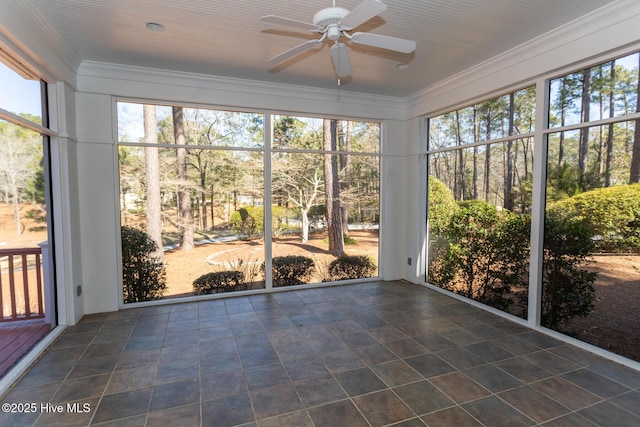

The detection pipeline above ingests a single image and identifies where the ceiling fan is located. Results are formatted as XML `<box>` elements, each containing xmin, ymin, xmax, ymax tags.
<box><xmin>261</xmin><ymin>0</ymin><xmax>416</xmax><ymax>79</ymax></box>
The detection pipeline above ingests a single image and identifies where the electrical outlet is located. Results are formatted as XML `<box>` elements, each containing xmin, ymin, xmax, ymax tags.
<box><xmin>76</xmin><ymin>285</ymin><xmax>82</xmax><ymax>297</ymax></box>
<box><xmin>407</xmin><ymin>257</ymin><xmax>412</xmax><ymax>266</ymax></box>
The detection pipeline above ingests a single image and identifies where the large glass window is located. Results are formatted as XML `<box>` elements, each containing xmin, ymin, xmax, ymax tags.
<box><xmin>118</xmin><ymin>103</ymin><xmax>265</xmax><ymax>302</ymax></box>
<box><xmin>426</xmin><ymin>87</ymin><xmax>535</xmax><ymax>319</ymax></box>
<box><xmin>271</xmin><ymin>116</ymin><xmax>380</xmax><ymax>286</ymax></box>
<box><xmin>426</xmin><ymin>49</ymin><xmax>640</xmax><ymax>363</ymax></box>
<box><xmin>0</xmin><ymin>57</ymin><xmax>52</xmax><ymax>375</ymax></box>
<box><xmin>544</xmin><ymin>51</ymin><xmax>640</xmax><ymax>362</ymax></box>
<box><xmin>117</xmin><ymin>105</ymin><xmax>380</xmax><ymax>302</ymax></box>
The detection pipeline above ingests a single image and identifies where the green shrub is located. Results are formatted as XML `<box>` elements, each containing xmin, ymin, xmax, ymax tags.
<box><xmin>540</xmin><ymin>216</ymin><xmax>597</xmax><ymax>329</ymax></box>
<box><xmin>192</xmin><ymin>271</ymin><xmax>245</xmax><ymax>294</ymax></box>
<box><xmin>428</xmin><ymin>201</ymin><xmax>529</xmax><ymax>312</ymax></box>
<box><xmin>547</xmin><ymin>184</ymin><xmax>640</xmax><ymax>252</ymax></box>
<box><xmin>268</xmin><ymin>255</ymin><xmax>314</xmax><ymax>287</ymax></box>
<box><xmin>427</xmin><ymin>177</ymin><xmax>459</xmax><ymax>267</ymax></box>
<box><xmin>230</xmin><ymin>207</ymin><xmax>259</xmax><ymax>239</ymax></box>
<box><xmin>328</xmin><ymin>255</ymin><xmax>377</xmax><ymax>281</ymax></box>
<box><xmin>121</xmin><ymin>226</ymin><xmax>167</xmax><ymax>303</ymax></box>
<box><xmin>230</xmin><ymin>206</ymin><xmax>299</xmax><ymax>238</ymax></box>
<box><xmin>427</xmin><ymin>176</ymin><xmax>458</xmax><ymax>235</ymax></box>
<box><xmin>428</xmin><ymin>203</ymin><xmax>597</xmax><ymax>327</ymax></box>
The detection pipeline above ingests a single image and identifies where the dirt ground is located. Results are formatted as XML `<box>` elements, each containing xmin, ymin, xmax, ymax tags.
<box><xmin>562</xmin><ymin>254</ymin><xmax>640</xmax><ymax>361</ymax></box>
<box><xmin>2</xmin><ymin>204</ymin><xmax>639</xmax><ymax>360</ymax></box>
<box><xmin>162</xmin><ymin>230</ymin><xmax>380</xmax><ymax>297</ymax></box>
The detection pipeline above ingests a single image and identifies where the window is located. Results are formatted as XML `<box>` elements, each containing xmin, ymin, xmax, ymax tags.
<box><xmin>543</xmin><ymin>51</ymin><xmax>640</xmax><ymax>361</ymax></box>
<box><xmin>117</xmin><ymin>103</ymin><xmax>380</xmax><ymax>303</ymax></box>
<box><xmin>0</xmin><ymin>55</ymin><xmax>54</xmax><ymax>370</ymax></box>
<box><xmin>426</xmin><ymin>87</ymin><xmax>535</xmax><ymax>319</ymax></box>
<box><xmin>426</xmin><ymin>49</ymin><xmax>640</xmax><ymax>363</ymax></box>
<box><xmin>271</xmin><ymin>115</ymin><xmax>380</xmax><ymax>285</ymax></box>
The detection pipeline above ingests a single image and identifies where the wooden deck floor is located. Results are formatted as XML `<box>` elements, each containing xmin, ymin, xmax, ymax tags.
<box><xmin>0</xmin><ymin>319</ymin><xmax>50</xmax><ymax>377</ymax></box>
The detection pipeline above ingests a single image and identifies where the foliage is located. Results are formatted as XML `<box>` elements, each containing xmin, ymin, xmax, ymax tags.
<box><xmin>267</xmin><ymin>255</ymin><xmax>314</xmax><ymax>287</ymax></box>
<box><xmin>0</xmin><ymin>120</ymin><xmax>43</xmax><ymax>234</ymax></box>
<box><xmin>429</xmin><ymin>202</ymin><xmax>597</xmax><ymax>326</ymax></box>
<box><xmin>327</xmin><ymin>255</ymin><xmax>377</xmax><ymax>281</ymax></box>
<box><xmin>121</xmin><ymin>226</ymin><xmax>167</xmax><ymax>303</ymax></box>
<box><xmin>547</xmin><ymin>184</ymin><xmax>640</xmax><ymax>252</ymax></box>
<box><xmin>25</xmin><ymin>206</ymin><xmax>47</xmax><ymax>232</ymax></box>
<box><xmin>539</xmin><ymin>216</ymin><xmax>597</xmax><ymax>329</ymax></box>
<box><xmin>428</xmin><ymin>201</ymin><xmax>529</xmax><ymax>312</ymax></box>
<box><xmin>230</xmin><ymin>207</ymin><xmax>258</xmax><ymax>238</ymax></box>
<box><xmin>427</xmin><ymin>176</ymin><xmax>458</xmax><ymax>234</ymax></box>
<box><xmin>322</xmin><ymin>235</ymin><xmax>358</xmax><ymax>245</ymax></box>
<box><xmin>230</xmin><ymin>206</ymin><xmax>298</xmax><ymax>238</ymax></box>
<box><xmin>222</xmin><ymin>258</ymin><xmax>263</xmax><ymax>288</ymax></box>
<box><xmin>193</xmin><ymin>271</ymin><xmax>245</xmax><ymax>294</ymax></box>
<box><xmin>546</xmin><ymin>163</ymin><xmax>583</xmax><ymax>202</ymax></box>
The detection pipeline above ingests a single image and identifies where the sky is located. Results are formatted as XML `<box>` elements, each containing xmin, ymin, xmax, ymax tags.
<box><xmin>0</xmin><ymin>61</ymin><xmax>42</xmax><ymax>118</ymax></box>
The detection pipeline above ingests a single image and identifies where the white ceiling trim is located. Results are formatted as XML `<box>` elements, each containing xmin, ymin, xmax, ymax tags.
<box><xmin>77</xmin><ymin>60</ymin><xmax>408</xmax><ymax>120</ymax></box>
<box><xmin>10</xmin><ymin>0</ymin><xmax>82</xmax><ymax>81</ymax></box>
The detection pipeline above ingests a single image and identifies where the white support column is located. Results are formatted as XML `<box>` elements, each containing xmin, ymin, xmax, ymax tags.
<box><xmin>527</xmin><ymin>77</ymin><xmax>550</xmax><ymax>326</ymax></box>
<box><xmin>38</xmin><ymin>241</ymin><xmax>55</xmax><ymax>325</ymax></box>
<box><xmin>263</xmin><ymin>112</ymin><xmax>273</xmax><ymax>290</ymax></box>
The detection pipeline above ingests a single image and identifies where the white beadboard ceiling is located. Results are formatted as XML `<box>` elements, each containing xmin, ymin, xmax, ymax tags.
<box><xmin>29</xmin><ymin>0</ymin><xmax>617</xmax><ymax>97</ymax></box>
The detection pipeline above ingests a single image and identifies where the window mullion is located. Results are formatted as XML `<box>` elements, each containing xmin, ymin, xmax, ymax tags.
<box><xmin>263</xmin><ymin>112</ymin><xmax>273</xmax><ymax>290</ymax></box>
<box><xmin>528</xmin><ymin>77</ymin><xmax>550</xmax><ymax>327</ymax></box>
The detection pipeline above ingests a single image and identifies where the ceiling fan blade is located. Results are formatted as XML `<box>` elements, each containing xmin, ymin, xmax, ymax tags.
<box><xmin>351</xmin><ymin>32</ymin><xmax>416</xmax><ymax>53</ymax></box>
<box><xmin>267</xmin><ymin>39</ymin><xmax>323</xmax><ymax>66</ymax></box>
<box><xmin>260</xmin><ymin>15</ymin><xmax>318</xmax><ymax>31</ymax></box>
<box><xmin>331</xmin><ymin>43</ymin><xmax>352</xmax><ymax>77</ymax></box>
<box><xmin>340</xmin><ymin>0</ymin><xmax>387</xmax><ymax>30</ymax></box>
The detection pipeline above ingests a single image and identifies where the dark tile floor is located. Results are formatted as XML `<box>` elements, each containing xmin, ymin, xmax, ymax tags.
<box><xmin>1</xmin><ymin>281</ymin><xmax>640</xmax><ymax>426</ymax></box>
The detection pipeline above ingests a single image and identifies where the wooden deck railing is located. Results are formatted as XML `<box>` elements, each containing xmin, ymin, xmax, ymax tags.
<box><xmin>0</xmin><ymin>247</ymin><xmax>45</xmax><ymax>322</ymax></box>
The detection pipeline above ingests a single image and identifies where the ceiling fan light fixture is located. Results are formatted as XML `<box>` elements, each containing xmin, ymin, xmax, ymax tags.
<box><xmin>261</xmin><ymin>0</ymin><xmax>416</xmax><ymax>79</ymax></box>
<box><xmin>326</xmin><ymin>25</ymin><xmax>342</xmax><ymax>41</ymax></box>
<box><xmin>145</xmin><ymin>22</ymin><xmax>165</xmax><ymax>32</ymax></box>
<box><xmin>313</xmin><ymin>7</ymin><xmax>349</xmax><ymax>28</ymax></box>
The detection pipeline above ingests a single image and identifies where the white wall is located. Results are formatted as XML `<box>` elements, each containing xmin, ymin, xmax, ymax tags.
<box><xmin>380</xmin><ymin>118</ymin><xmax>425</xmax><ymax>283</ymax></box>
<box><xmin>75</xmin><ymin>92</ymin><xmax>120</xmax><ymax>314</ymax></box>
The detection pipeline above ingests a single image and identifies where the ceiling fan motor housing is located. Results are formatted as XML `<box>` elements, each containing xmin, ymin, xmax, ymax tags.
<box><xmin>314</xmin><ymin>7</ymin><xmax>350</xmax><ymax>40</ymax></box>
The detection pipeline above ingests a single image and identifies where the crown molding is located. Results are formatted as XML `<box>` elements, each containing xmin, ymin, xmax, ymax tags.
<box><xmin>405</xmin><ymin>0</ymin><xmax>640</xmax><ymax>118</ymax></box>
<box><xmin>1</xmin><ymin>1</ymin><xmax>80</xmax><ymax>84</ymax></box>
<box><xmin>77</xmin><ymin>60</ymin><xmax>409</xmax><ymax>120</ymax></box>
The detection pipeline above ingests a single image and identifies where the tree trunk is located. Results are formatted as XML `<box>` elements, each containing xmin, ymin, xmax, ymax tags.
<box><xmin>578</xmin><ymin>68</ymin><xmax>591</xmax><ymax>187</ymax></box>
<box><xmin>504</xmin><ymin>93</ymin><xmax>515</xmax><ymax>210</ymax></box>
<box><xmin>210</xmin><ymin>185</ymin><xmax>215</xmax><ymax>229</ymax></box>
<box><xmin>630</xmin><ymin>55</ymin><xmax>640</xmax><ymax>183</ymax></box>
<box><xmin>12</xmin><ymin>183</ymin><xmax>22</xmax><ymax>235</ymax></box>
<box><xmin>339</xmin><ymin>121</ymin><xmax>351</xmax><ymax>236</ymax></box>
<box><xmin>173</xmin><ymin>106</ymin><xmax>194</xmax><ymax>251</ymax></box>
<box><xmin>200</xmin><ymin>169</ymin><xmax>208</xmax><ymax>231</ymax></box>
<box><xmin>143</xmin><ymin>104</ymin><xmax>163</xmax><ymax>260</ymax></box>
<box><xmin>558</xmin><ymin>78</ymin><xmax>566</xmax><ymax>167</ymax></box>
<box><xmin>455</xmin><ymin>110</ymin><xmax>465</xmax><ymax>200</ymax></box>
<box><xmin>605</xmin><ymin>61</ymin><xmax>615</xmax><ymax>187</ymax></box>
<box><xmin>472</xmin><ymin>107</ymin><xmax>478</xmax><ymax>200</ymax></box>
<box><xmin>323</xmin><ymin>119</ymin><xmax>344</xmax><ymax>257</ymax></box>
<box><xmin>484</xmin><ymin>115</ymin><xmax>491</xmax><ymax>202</ymax></box>
<box><xmin>301</xmin><ymin>207</ymin><xmax>310</xmax><ymax>243</ymax></box>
